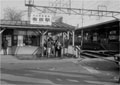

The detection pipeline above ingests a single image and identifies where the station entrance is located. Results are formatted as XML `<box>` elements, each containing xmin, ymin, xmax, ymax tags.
<box><xmin>0</xmin><ymin>20</ymin><xmax>75</xmax><ymax>58</ymax></box>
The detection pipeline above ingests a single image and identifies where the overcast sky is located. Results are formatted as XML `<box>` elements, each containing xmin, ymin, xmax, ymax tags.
<box><xmin>0</xmin><ymin>0</ymin><xmax>120</xmax><ymax>27</ymax></box>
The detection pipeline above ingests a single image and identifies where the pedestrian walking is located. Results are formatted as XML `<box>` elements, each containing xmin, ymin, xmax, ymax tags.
<box><xmin>2</xmin><ymin>39</ymin><xmax>8</xmax><ymax>55</ymax></box>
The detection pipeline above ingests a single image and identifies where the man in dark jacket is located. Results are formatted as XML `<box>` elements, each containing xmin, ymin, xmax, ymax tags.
<box><xmin>2</xmin><ymin>39</ymin><xmax>8</xmax><ymax>55</ymax></box>
<box><xmin>55</xmin><ymin>41</ymin><xmax>62</xmax><ymax>58</ymax></box>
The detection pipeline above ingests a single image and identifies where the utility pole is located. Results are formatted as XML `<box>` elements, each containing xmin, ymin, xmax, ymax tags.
<box><xmin>81</xmin><ymin>0</ymin><xmax>84</xmax><ymax>47</ymax></box>
<box><xmin>25</xmin><ymin>0</ymin><xmax>34</xmax><ymax>21</ymax></box>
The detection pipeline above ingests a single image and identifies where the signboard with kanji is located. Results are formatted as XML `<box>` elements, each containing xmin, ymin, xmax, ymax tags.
<box><xmin>30</xmin><ymin>12</ymin><xmax>52</xmax><ymax>25</ymax></box>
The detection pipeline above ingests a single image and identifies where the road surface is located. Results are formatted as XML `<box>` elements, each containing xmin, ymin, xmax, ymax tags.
<box><xmin>0</xmin><ymin>55</ymin><xmax>119</xmax><ymax>85</ymax></box>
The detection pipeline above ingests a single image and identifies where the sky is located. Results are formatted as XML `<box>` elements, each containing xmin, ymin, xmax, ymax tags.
<box><xmin>0</xmin><ymin>0</ymin><xmax>120</xmax><ymax>27</ymax></box>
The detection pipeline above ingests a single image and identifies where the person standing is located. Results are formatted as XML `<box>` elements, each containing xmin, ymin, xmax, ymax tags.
<box><xmin>2</xmin><ymin>39</ymin><xmax>8</xmax><ymax>55</ymax></box>
<box><xmin>57</xmin><ymin>41</ymin><xmax>62</xmax><ymax>58</ymax></box>
<box><xmin>44</xmin><ymin>41</ymin><xmax>47</xmax><ymax>56</ymax></box>
<box><xmin>47</xmin><ymin>39</ymin><xmax>51</xmax><ymax>58</ymax></box>
<box><xmin>51</xmin><ymin>40</ymin><xmax>55</xmax><ymax>56</ymax></box>
<box><xmin>55</xmin><ymin>40</ymin><xmax>58</xmax><ymax>57</ymax></box>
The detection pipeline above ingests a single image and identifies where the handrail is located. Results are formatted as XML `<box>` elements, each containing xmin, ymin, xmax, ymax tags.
<box><xmin>32</xmin><ymin>47</ymin><xmax>39</xmax><ymax>55</ymax></box>
<box><xmin>74</xmin><ymin>46</ymin><xmax>82</xmax><ymax>58</ymax></box>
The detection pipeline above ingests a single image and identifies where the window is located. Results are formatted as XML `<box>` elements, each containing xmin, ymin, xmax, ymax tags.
<box><xmin>13</xmin><ymin>35</ymin><xmax>17</xmax><ymax>46</ymax></box>
<box><xmin>39</xmin><ymin>18</ymin><xmax>44</xmax><ymax>22</ymax></box>
<box><xmin>33</xmin><ymin>17</ymin><xmax>37</xmax><ymax>21</ymax></box>
<box><xmin>45</xmin><ymin>18</ymin><xmax>50</xmax><ymax>22</ymax></box>
<box><xmin>93</xmin><ymin>33</ymin><xmax>98</xmax><ymax>41</ymax></box>
<box><xmin>109</xmin><ymin>30</ymin><xmax>118</xmax><ymax>42</ymax></box>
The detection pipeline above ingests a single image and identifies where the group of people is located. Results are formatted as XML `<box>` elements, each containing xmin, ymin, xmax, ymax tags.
<box><xmin>1</xmin><ymin>37</ymin><xmax>63</xmax><ymax>58</ymax></box>
<box><xmin>44</xmin><ymin>38</ymin><xmax>62</xmax><ymax>58</ymax></box>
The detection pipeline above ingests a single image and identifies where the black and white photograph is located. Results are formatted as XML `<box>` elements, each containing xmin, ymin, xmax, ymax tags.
<box><xmin>0</xmin><ymin>0</ymin><xmax>120</xmax><ymax>85</ymax></box>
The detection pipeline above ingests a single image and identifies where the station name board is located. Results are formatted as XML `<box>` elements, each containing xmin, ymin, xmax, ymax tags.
<box><xmin>30</xmin><ymin>12</ymin><xmax>52</xmax><ymax>25</ymax></box>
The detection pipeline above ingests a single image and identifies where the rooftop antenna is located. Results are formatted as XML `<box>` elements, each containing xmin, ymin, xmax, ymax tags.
<box><xmin>96</xmin><ymin>0</ymin><xmax>107</xmax><ymax>20</ymax></box>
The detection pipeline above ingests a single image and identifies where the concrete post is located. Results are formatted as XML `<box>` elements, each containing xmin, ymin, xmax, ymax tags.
<box><xmin>41</xmin><ymin>33</ymin><xmax>44</xmax><ymax>57</ymax></box>
<box><xmin>62</xmin><ymin>32</ymin><xmax>65</xmax><ymax>57</ymax></box>
<box><xmin>81</xmin><ymin>29</ymin><xmax>84</xmax><ymax>46</ymax></box>
<box><xmin>41</xmin><ymin>30</ymin><xmax>48</xmax><ymax>57</ymax></box>
<box><xmin>72</xmin><ymin>31</ymin><xmax>75</xmax><ymax>55</ymax></box>
<box><xmin>67</xmin><ymin>31</ymin><xmax>69</xmax><ymax>39</ymax></box>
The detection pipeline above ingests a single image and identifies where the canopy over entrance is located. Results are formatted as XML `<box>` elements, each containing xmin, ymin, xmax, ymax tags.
<box><xmin>0</xmin><ymin>20</ymin><xmax>75</xmax><ymax>32</ymax></box>
<box><xmin>0</xmin><ymin>20</ymin><xmax>75</xmax><ymax>56</ymax></box>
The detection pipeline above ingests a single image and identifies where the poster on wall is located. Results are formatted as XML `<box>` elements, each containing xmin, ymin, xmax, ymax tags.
<box><xmin>17</xmin><ymin>35</ymin><xmax>23</xmax><ymax>46</ymax></box>
<box><xmin>109</xmin><ymin>30</ymin><xmax>117</xmax><ymax>40</ymax></box>
<box><xmin>93</xmin><ymin>36</ymin><xmax>97</xmax><ymax>41</ymax></box>
<box><xmin>30</xmin><ymin>12</ymin><xmax>52</xmax><ymax>25</ymax></box>
<box><xmin>6</xmin><ymin>35</ymin><xmax>11</xmax><ymax>46</ymax></box>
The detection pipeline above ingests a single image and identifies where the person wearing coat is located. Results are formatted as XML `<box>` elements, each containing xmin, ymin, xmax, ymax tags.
<box><xmin>2</xmin><ymin>39</ymin><xmax>8</xmax><ymax>55</ymax></box>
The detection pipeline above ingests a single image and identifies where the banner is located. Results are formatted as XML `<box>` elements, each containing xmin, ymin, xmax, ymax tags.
<box><xmin>30</xmin><ymin>12</ymin><xmax>52</xmax><ymax>25</ymax></box>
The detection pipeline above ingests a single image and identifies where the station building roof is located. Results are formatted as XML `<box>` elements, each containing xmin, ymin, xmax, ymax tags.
<box><xmin>76</xmin><ymin>19</ymin><xmax>119</xmax><ymax>34</ymax></box>
<box><xmin>0</xmin><ymin>20</ymin><xmax>75</xmax><ymax>32</ymax></box>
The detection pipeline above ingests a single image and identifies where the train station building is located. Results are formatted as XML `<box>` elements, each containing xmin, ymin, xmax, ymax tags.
<box><xmin>0</xmin><ymin>15</ymin><xmax>75</xmax><ymax>56</ymax></box>
<box><xmin>0</xmin><ymin>18</ymin><xmax>119</xmax><ymax>57</ymax></box>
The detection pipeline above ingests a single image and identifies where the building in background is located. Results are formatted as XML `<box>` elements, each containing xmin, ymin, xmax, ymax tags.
<box><xmin>75</xmin><ymin>19</ymin><xmax>120</xmax><ymax>52</ymax></box>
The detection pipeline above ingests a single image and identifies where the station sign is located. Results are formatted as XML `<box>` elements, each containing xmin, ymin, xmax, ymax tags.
<box><xmin>30</xmin><ymin>12</ymin><xmax>52</xmax><ymax>25</ymax></box>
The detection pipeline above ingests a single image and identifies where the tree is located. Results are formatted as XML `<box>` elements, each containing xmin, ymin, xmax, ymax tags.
<box><xmin>4</xmin><ymin>8</ymin><xmax>24</xmax><ymax>21</ymax></box>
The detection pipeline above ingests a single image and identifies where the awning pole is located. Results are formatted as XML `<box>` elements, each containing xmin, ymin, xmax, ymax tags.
<box><xmin>72</xmin><ymin>30</ymin><xmax>75</xmax><ymax>47</ymax></box>
<box><xmin>81</xmin><ymin>29</ymin><xmax>83</xmax><ymax>46</ymax></box>
<box><xmin>62</xmin><ymin>32</ymin><xmax>65</xmax><ymax>57</ymax></box>
<box><xmin>41</xmin><ymin>30</ymin><xmax>48</xmax><ymax>57</ymax></box>
<box><xmin>72</xmin><ymin>30</ymin><xmax>75</xmax><ymax>55</ymax></box>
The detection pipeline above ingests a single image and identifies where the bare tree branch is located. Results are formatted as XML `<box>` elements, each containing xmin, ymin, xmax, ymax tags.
<box><xmin>4</xmin><ymin>7</ymin><xmax>24</xmax><ymax>21</ymax></box>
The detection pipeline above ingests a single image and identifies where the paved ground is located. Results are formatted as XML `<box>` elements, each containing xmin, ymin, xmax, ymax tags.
<box><xmin>0</xmin><ymin>55</ymin><xmax>119</xmax><ymax>85</ymax></box>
